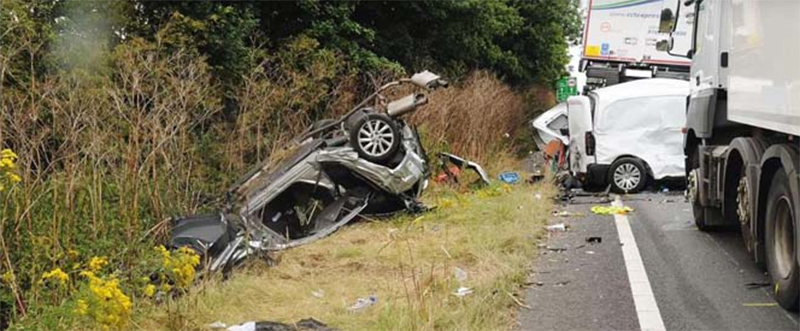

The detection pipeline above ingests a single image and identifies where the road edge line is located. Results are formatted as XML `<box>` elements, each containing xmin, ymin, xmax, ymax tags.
<box><xmin>612</xmin><ymin>195</ymin><xmax>666</xmax><ymax>331</ymax></box>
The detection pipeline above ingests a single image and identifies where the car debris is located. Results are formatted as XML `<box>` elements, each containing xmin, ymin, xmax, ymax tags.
<box><xmin>590</xmin><ymin>205</ymin><xmax>634</xmax><ymax>215</ymax></box>
<box><xmin>546</xmin><ymin>246</ymin><xmax>568</xmax><ymax>252</ymax></box>
<box><xmin>498</xmin><ymin>172</ymin><xmax>520</xmax><ymax>184</ymax></box>
<box><xmin>437</xmin><ymin>152</ymin><xmax>491</xmax><ymax>186</ymax></box>
<box><xmin>546</xmin><ymin>223</ymin><xmax>568</xmax><ymax>232</ymax></box>
<box><xmin>347</xmin><ymin>295</ymin><xmax>378</xmax><ymax>312</ymax></box>
<box><xmin>586</xmin><ymin>236</ymin><xmax>602</xmax><ymax>244</ymax></box>
<box><xmin>454</xmin><ymin>267</ymin><xmax>468</xmax><ymax>283</ymax></box>
<box><xmin>224</xmin><ymin>318</ymin><xmax>338</xmax><ymax>331</ymax></box>
<box><xmin>453</xmin><ymin>287</ymin><xmax>474</xmax><ymax>297</ymax></box>
<box><xmin>741</xmin><ymin>303</ymin><xmax>778</xmax><ymax>308</ymax></box>
<box><xmin>744</xmin><ymin>282</ymin><xmax>771</xmax><ymax>289</ymax></box>
<box><xmin>551</xmin><ymin>210</ymin><xmax>585</xmax><ymax>217</ymax></box>
<box><xmin>166</xmin><ymin>71</ymin><xmax>449</xmax><ymax>274</ymax></box>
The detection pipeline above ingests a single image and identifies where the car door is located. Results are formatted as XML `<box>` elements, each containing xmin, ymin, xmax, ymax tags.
<box><xmin>567</xmin><ymin>96</ymin><xmax>594</xmax><ymax>174</ymax></box>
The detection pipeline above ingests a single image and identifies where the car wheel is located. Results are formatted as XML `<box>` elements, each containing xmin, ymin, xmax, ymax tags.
<box><xmin>608</xmin><ymin>157</ymin><xmax>648</xmax><ymax>194</ymax></box>
<box><xmin>764</xmin><ymin>170</ymin><xmax>799</xmax><ymax>311</ymax></box>
<box><xmin>349</xmin><ymin>113</ymin><xmax>400</xmax><ymax>163</ymax></box>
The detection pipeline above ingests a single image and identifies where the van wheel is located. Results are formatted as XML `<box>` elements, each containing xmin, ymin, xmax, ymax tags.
<box><xmin>349</xmin><ymin>113</ymin><xmax>400</xmax><ymax>163</ymax></box>
<box><xmin>608</xmin><ymin>157</ymin><xmax>647</xmax><ymax>194</ymax></box>
<box><xmin>764</xmin><ymin>170</ymin><xmax>799</xmax><ymax>311</ymax></box>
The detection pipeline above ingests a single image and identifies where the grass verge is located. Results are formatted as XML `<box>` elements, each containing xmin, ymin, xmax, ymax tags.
<box><xmin>132</xmin><ymin>179</ymin><xmax>554</xmax><ymax>331</ymax></box>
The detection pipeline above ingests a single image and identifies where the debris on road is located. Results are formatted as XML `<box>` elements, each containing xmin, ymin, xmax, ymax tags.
<box><xmin>744</xmin><ymin>282</ymin><xmax>771</xmax><ymax>289</ymax></box>
<box><xmin>546</xmin><ymin>223</ymin><xmax>569</xmax><ymax>232</ymax></box>
<box><xmin>454</xmin><ymin>286</ymin><xmax>474</xmax><ymax>297</ymax></box>
<box><xmin>742</xmin><ymin>303</ymin><xmax>778</xmax><ymax>307</ymax></box>
<box><xmin>585</xmin><ymin>250</ymin><xmax>595</xmax><ymax>255</ymax></box>
<box><xmin>546</xmin><ymin>246</ymin><xmax>568</xmax><ymax>252</ymax></box>
<box><xmin>590</xmin><ymin>205</ymin><xmax>633</xmax><ymax>215</ymax></box>
<box><xmin>347</xmin><ymin>295</ymin><xmax>378</xmax><ymax>312</ymax></box>
<box><xmin>311</xmin><ymin>289</ymin><xmax>325</xmax><ymax>298</ymax></box>
<box><xmin>551</xmin><ymin>210</ymin><xmax>585</xmax><ymax>217</ymax></box>
<box><xmin>585</xmin><ymin>236</ymin><xmax>602</xmax><ymax>244</ymax></box>
<box><xmin>499</xmin><ymin>172</ymin><xmax>520</xmax><ymax>184</ymax></box>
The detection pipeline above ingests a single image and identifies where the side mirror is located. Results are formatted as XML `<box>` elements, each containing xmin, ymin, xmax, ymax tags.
<box><xmin>410</xmin><ymin>70</ymin><xmax>447</xmax><ymax>89</ymax></box>
<box><xmin>656</xmin><ymin>36</ymin><xmax>674</xmax><ymax>52</ymax></box>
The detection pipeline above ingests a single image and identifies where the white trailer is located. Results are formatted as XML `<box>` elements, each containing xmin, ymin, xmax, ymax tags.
<box><xmin>661</xmin><ymin>0</ymin><xmax>800</xmax><ymax>311</ymax></box>
<box><xmin>581</xmin><ymin>0</ymin><xmax>695</xmax><ymax>90</ymax></box>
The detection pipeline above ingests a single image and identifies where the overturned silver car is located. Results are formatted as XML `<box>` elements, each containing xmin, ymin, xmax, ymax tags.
<box><xmin>169</xmin><ymin>71</ymin><xmax>448</xmax><ymax>272</ymax></box>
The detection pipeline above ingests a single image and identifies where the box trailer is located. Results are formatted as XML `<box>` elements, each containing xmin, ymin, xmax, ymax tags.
<box><xmin>581</xmin><ymin>0</ymin><xmax>694</xmax><ymax>90</ymax></box>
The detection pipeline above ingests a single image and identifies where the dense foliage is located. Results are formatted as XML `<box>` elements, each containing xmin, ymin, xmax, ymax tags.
<box><xmin>0</xmin><ymin>0</ymin><xmax>579</xmax><ymax>329</ymax></box>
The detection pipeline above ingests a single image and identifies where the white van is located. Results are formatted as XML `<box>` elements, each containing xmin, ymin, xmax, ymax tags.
<box><xmin>567</xmin><ymin>78</ymin><xmax>690</xmax><ymax>193</ymax></box>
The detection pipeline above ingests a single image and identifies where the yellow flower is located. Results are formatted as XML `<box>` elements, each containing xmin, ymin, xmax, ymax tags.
<box><xmin>88</xmin><ymin>256</ymin><xmax>108</xmax><ymax>272</ymax></box>
<box><xmin>67</xmin><ymin>249</ymin><xmax>80</xmax><ymax>259</ymax></box>
<box><xmin>1</xmin><ymin>271</ymin><xmax>14</xmax><ymax>285</ymax></box>
<box><xmin>75</xmin><ymin>299</ymin><xmax>89</xmax><ymax>315</ymax></box>
<box><xmin>143</xmin><ymin>284</ymin><xmax>156</xmax><ymax>297</ymax></box>
<box><xmin>41</xmin><ymin>268</ymin><xmax>69</xmax><ymax>286</ymax></box>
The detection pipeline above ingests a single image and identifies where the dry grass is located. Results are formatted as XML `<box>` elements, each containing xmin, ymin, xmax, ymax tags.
<box><xmin>132</xmin><ymin>177</ymin><xmax>555</xmax><ymax>331</ymax></box>
<box><xmin>410</xmin><ymin>71</ymin><xmax>527</xmax><ymax>165</ymax></box>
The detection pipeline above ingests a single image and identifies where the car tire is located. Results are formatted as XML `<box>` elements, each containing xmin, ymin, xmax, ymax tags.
<box><xmin>608</xmin><ymin>157</ymin><xmax>648</xmax><ymax>194</ymax></box>
<box><xmin>764</xmin><ymin>170</ymin><xmax>799</xmax><ymax>311</ymax></box>
<box><xmin>349</xmin><ymin>113</ymin><xmax>400</xmax><ymax>163</ymax></box>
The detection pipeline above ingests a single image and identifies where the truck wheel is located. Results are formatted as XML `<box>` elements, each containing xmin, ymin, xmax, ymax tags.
<box><xmin>688</xmin><ymin>147</ymin><xmax>722</xmax><ymax>230</ymax></box>
<box><xmin>764</xmin><ymin>170</ymin><xmax>799</xmax><ymax>311</ymax></box>
<box><xmin>349</xmin><ymin>113</ymin><xmax>400</xmax><ymax>163</ymax></box>
<box><xmin>608</xmin><ymin>157</ymin><xmax>647</xmax><ymax>194</ymax></box>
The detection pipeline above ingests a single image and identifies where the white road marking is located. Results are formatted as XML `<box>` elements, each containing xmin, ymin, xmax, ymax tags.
<box><xmin>612</xmin><ymin>195</ymin><xmax>666</xmax><ymax>331</ymax></box>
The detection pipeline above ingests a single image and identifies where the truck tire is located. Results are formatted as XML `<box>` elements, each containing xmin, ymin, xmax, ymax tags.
<box><xmin>608</xmin><ymin>157</ymin><xmax>648</xmax><ymax>194</ymax></box>
<box><xmin>349</xmin><ymin>113</ymin><xmax>400</xmax><ymax>164</ymax></box>
<box><xmin>688</xmin><ymin>147</ymin><xmax>722</xmax><ymax>230</ymax></box>
<box><xmin>764</xmin><ymin>170</ymin><xmax>799</xmax><ymax>311</ymax></box>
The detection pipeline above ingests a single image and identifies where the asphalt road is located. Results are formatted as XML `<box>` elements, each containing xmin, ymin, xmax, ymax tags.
<box><xmin>518</xmin><ymin>192</ymin><xmax>800</xmax><ymax>331</ymax></box>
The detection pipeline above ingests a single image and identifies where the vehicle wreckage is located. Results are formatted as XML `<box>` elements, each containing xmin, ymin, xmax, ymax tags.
<box><xmin>168</xmin><ymin>71</ymin><xmax>488</xmax><ymax>273</ymax></box>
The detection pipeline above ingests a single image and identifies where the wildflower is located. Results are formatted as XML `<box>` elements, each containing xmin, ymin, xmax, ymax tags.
<box><xmin>143</xmin><ymin>284</ymin><xmax>156</xmax><ymax>297</ymax></box>
<box><xmin>67</xmin><ymin>249</ymin><xmax>80</xmax><ymax>259</ymax></box>
<box><xmin>41</xmin><ymin>268</ymin><xmax>69</xmax><ymax>286</ymax></box>
<box><xmin>80</xmin><ymin>272</ymin><xmax>132</xmax><ymax>330</ymax></box>
<box><xmin>0</xmin><ymin>148</ymin><xmax>21</xmax><ymax>192</ymax></box>
<box><xmin>88</xmin><ymin>256</ymin><xmax>108</xmax><ymax>272</ymax></box>
<box><xmin>1</xmin><ymin>270</ymin><xmax>14</xmax><ymax>285</ymax></box>
<box><xmin>75</xmin><ymin>299</ymin><xmax>89</xmax><ymax>315</ymax></box>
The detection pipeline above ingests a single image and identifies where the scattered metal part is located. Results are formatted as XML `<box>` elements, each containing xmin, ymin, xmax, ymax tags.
<box><xmin>546</xmin><ymin>223</ymin><xmax>568</xmax><ymax>232</ymax></box>
<box><xmin>437</xmin><ymin>152</ymin><xmax>491</xmax><ymax>186</ymax></box>
<box><xmin>347</xmin><ymin>295</ymin><xmax>379</xmax><ymax>312</ymax></box>
<box><xmin>744</xmin><ymin>282</ymin><xmax>771</xmax><ymax>289</ymax></box>
<box><xmin>453</xmin><ymin>287</ymin><xmax>474</xmax><ymax>297</ymax></box>
<box><xmin>586</xmin><ymin>236</ymin><xmax>602</xmax><ymax>244</ymax></box>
